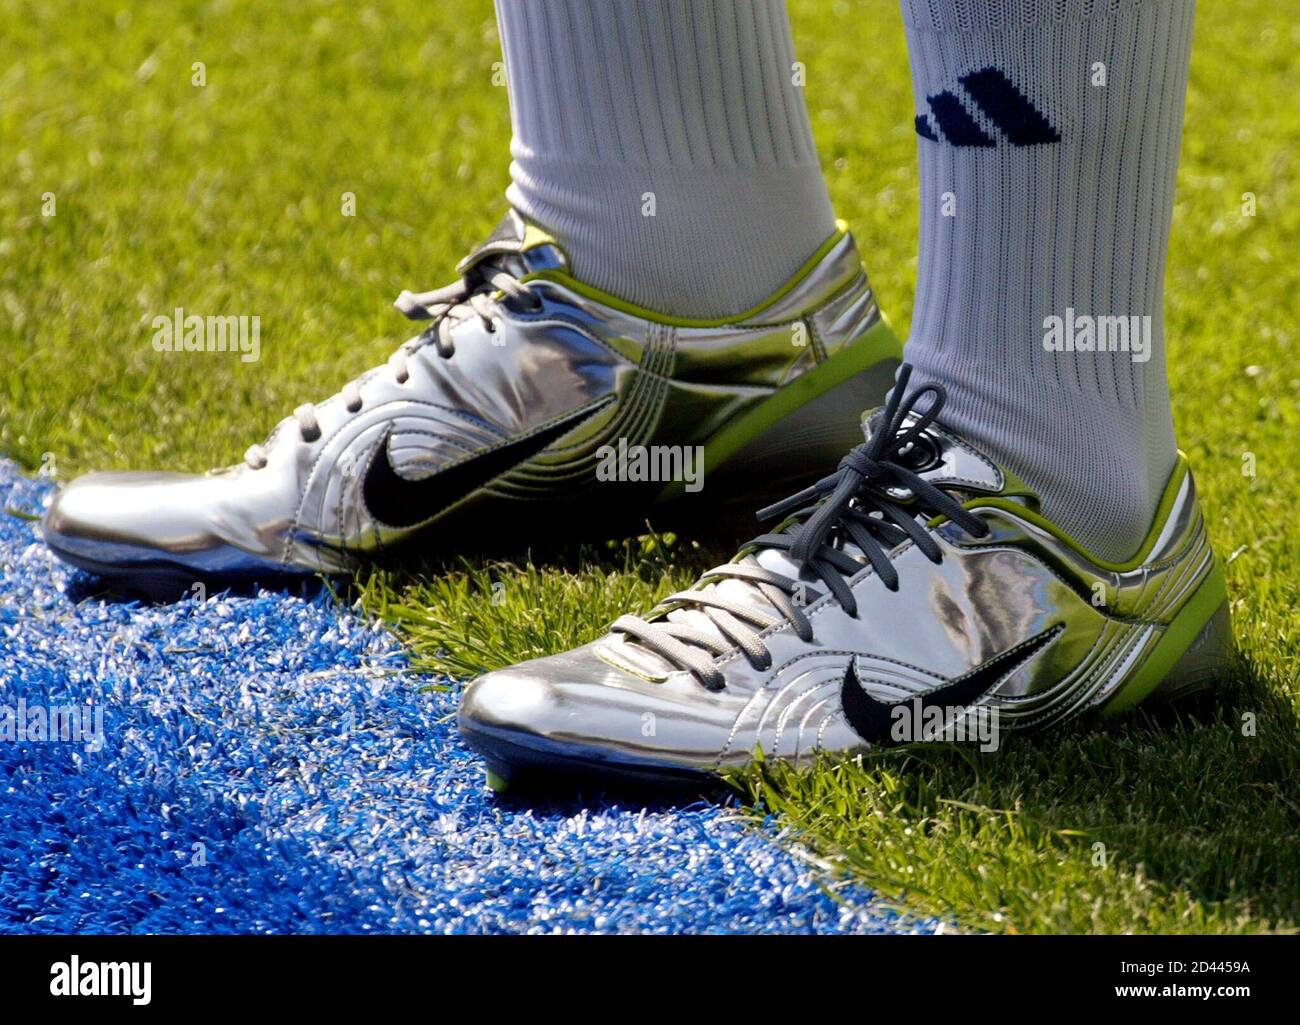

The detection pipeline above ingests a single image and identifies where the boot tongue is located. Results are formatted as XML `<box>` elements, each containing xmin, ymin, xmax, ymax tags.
<box><xmin>455</xmin><ymin>210</ymin><xmax>569</xmax><ymax>278</ymax></box>
<box><xmin>618</xmin><ymin>411</ymin><xmax>1010</xmax><ymax>674</ymax></box>
<box><xmin>621</xmin><ymin>421</ymin><xmax>896</xmax><ymax>671</ymax></box>
<box><xmin>859</xmin><ymin>406</ymin><xmax>1007</xmax><ymax>496</ymax></box>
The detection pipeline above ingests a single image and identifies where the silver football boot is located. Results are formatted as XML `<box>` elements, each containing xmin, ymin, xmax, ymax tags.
<box><xmin>459</xmin><ymin>365</ymin><xmax>1232</xmax><ymax>790</ymax></box>
<box><xmin>42</xmin><ymin>211</ymin><xmax>901</xmax><ymax>593</ymax></box>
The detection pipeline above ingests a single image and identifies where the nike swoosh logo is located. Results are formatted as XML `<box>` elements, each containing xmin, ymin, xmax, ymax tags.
<box><xmin>840</xmin><ymin>626</ymin><xmax>1062</xmax><ymax>745</ymax></box>
<box><xmin>362</xmin><ymin>402</ymin><xmax>607</xmax><ymax>528</ymax></box>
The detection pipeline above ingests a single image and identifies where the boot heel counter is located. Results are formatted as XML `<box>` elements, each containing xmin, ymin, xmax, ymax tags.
<box><xmin>810</xmin><ymin>268</ymin><xmax>886</xmax><ymax>361</ymax></box>
<box><xmin>1146</xmin><ymin>597</ymin><xmax>1234</xmax><ymax>703</ymax></box>
<box><xmin>1102</xmin><ymin>561</ymin><xmax>1232</xmax><ymax>716</ymax></box>
<box><xmin>1129</xmin><ymin>457</ymin><xmax>1222</xmax><ymax>624</ymax></box>
<box><xmin>1143</xmin><ymin>463</ymin><xmax>1234</xmax><ymax>701</ymax></box>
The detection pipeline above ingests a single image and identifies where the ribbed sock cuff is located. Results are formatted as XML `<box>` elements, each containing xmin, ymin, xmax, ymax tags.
<box><xmin>495</xmin><ymin>0</ymin><xmax>836</xmax><ymax>317</ymax></box>
<box><xmin>901</xmin><ymin>0</ymin><xmax>1169</xmax><ymax>34</ymax></box>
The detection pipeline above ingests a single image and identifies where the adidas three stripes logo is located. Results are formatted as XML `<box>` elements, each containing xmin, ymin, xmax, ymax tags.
<box><xmin>915</xmin><ymin>67</ymin><xmax>1060</xmax><ymax>147</ymax></box>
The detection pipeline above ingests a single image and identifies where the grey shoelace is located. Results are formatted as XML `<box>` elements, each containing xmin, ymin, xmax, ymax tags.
<box><xmin>612</xmin><ymin>557</ymin><xmax>814</xmax><ymax>689</ymax></box>
<box><xmin>244</xmin><ymin>265</ymin><xmax>539</xmax><ymax>469</ymax></box>
<box><xmin>613</xmin><ymin>365</ymin><xmax>990</xmax><ymax>690</ymax></box>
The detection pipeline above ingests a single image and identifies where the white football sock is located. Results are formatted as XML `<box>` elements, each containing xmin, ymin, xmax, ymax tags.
<box><xmin>495</xmin><ymin>0</ymin><xmax>836</xmax><ymax>319</ymax></box>
<box><xmin>900</xmin><ymin>0</ymin><xmax>1195</xmax><ymax>560</ymax></box>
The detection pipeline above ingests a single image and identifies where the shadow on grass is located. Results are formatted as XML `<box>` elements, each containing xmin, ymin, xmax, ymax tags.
<box><xmin>1076</xmin><ymin>658</ymin><xmax>1300</xmax><ymax>924</ymax></box>
<box><xmin>743</xmin><ymin>653</ymin><xmax>1300</xmax><ymax>932</ymax></box>
<box><xmin>486</xmin><ymin>778</ymin><xmax>740</xmax><ymax>814</ymax></box>
<box><xmin>58</xmin><ymin>518</ymin><xmax>741</xmax><ymax>608</ymax></box>
<box><xmin>356</xmin><ymin>518</ymin><xmax>738</xmax><ymax>589</ymax></box>
<box><xmin>62</xmin><ymin>571</ymin><xmax>329</xmax><ymax>606</ymax></box>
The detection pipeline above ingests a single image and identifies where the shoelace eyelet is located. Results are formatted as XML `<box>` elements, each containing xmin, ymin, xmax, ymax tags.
<box><xmin>896</xmin><ymin>434</ymin><xmax>941</xmax><ymax>473</ymax></box>
<box><xmin>247</xmin><ymin>266</ymin><xmax>530</xmax><ymax>471</ymax></box>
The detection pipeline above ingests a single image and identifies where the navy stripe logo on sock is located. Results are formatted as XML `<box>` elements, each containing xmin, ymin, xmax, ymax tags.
<box><xmin>960</xmin><ymin>68</ymin><xmax>1061</xmax><ymax>145</ymax></box>
<box><xmin>927</xmin><ymin>90</ymin><xmax>995</xmax><ymax>147</ymax></box>
<box><xmin>916</xmin><ymin>67</ymin><xmax>1060</xmax><ymax>148</ymax></box>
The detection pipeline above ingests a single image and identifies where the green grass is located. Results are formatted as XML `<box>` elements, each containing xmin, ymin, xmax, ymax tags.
<box><xmin>2</xmin><ymin>0</ymin><xmax>1298</xmax><ymax>933</ymax></box>
<box><xmin>353</xmin><ymin>533</ymin><xmax>712</xmax><ymax>681</ymax></box>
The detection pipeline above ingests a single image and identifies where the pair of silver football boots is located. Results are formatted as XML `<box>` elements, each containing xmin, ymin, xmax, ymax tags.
<box><xmin>43</xmin><ymin>212</ymin><xmax>1231</xmax><ymax>790</ymax></box>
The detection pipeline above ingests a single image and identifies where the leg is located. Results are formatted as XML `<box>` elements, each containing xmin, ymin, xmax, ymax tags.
<box><xmin>901</xmin><ymin>0</ymin><xmax>1195</xmax><ymax>561</ymax></box>
<box><xmin>497</xmin><ymin>0</ymin><xmax>836</xmax><ymax>319</ymax></box>
<box><xmin>460</xmin><ymin>1</ymin><xmax>1229</xmax><ymax>789</ymax></box>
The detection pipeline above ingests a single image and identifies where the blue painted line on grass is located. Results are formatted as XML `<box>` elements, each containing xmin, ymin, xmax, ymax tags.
<box><xmin>0</xmin><ymin>460</ymin><xmax>929</xmax><ymax>934</ymax></box>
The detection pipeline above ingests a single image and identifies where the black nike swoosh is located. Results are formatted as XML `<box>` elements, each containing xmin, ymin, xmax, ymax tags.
<box><xmin>361</xmin><ymin>403</ymin><xmax>607</xmax><ymax>528</ymax></box>
<box><xmin>840</xmin><ymin>625</ymin><xmax>1062</xmax><ymax>745</ymax></box>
